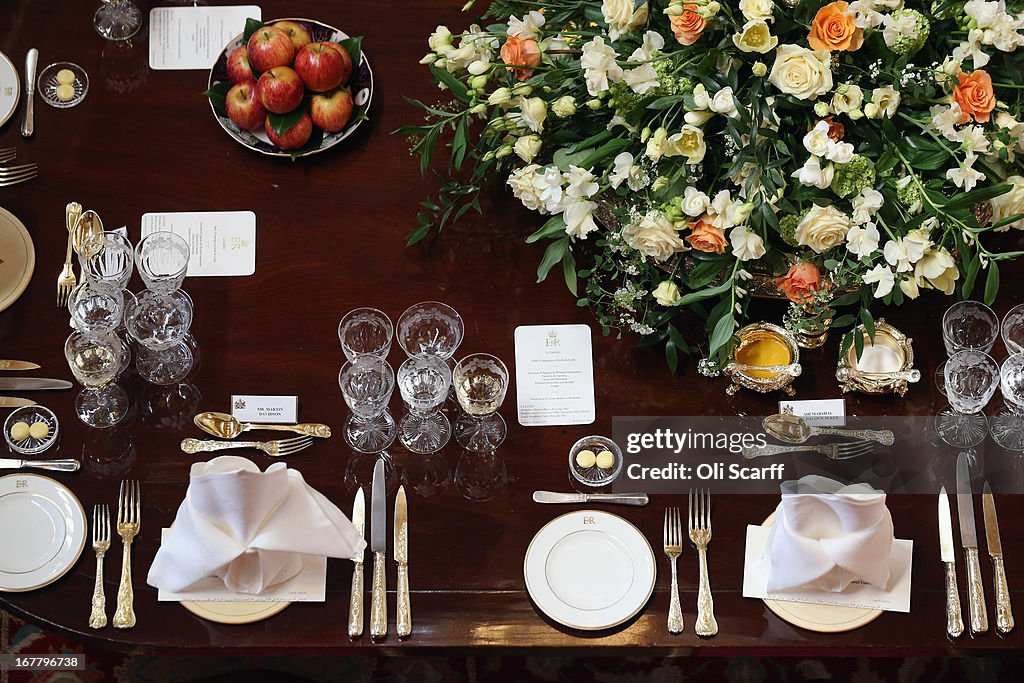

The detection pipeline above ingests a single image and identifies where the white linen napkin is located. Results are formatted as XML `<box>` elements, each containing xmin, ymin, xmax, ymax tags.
<box><xmin>147</xmin><ymin>456</ymin><xmax>366</xmax><ymax>594</ymax></box>
<box><xmin>763</xmin><ymin>475</ymin><xmax>894</xmax><ymax>593</ymax></box>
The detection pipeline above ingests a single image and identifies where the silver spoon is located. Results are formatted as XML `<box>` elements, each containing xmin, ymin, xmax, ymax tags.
<box><xmin>762</xmin><ymin>413</ymin><xmax>894</xmax><ymax>445</ymax></box>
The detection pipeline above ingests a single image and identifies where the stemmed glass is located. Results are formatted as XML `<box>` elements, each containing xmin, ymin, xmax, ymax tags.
<box><xmin>992</xmin><ymin>353</ymin><xmax>1024</xmax><ymax>451</ymax></box>
<box><xmin>397</xmin><ymin>356</ymin><xmax>452</xmax><ymax>454</ymax></box>
<box><xmin>339</xmin><ymin>308</ymin><xmax>393</xmax><ymax>361</ymax></box>
<box><xmin>936</xmin><ymin>350</ymin><xmax>999</xmax><ymax>448</ymax></box>
<box><xmin>135</xmin><ymin>231</ymin><xmax>190</xmax><ymax>293</ymax></box>
<box><xmin>94</xmin><ymin>0</ymin><xmax>143</xmax><ymax>41</ymax></box>
<box><xmin>453</xmin><ymin>353</ymin><xmax>509</xmax><ymax>452</ymax></box>
<box><xmin>68</xmin><ymin>280</ymin><xmax>124</xmax><ymax>336</ymax></box>
<box><xmin>1001</xmin><ymin>304</ymin><xmax>1024</xmax><ymax>355</ymax></box>
<box><xmin>65</xmin><ymin>331</ymin><xmax>129</xmax><ymax>428</ymax></box>
<box><xmin>397</xmin><ymin>302</ymin><xmax>464</xmax><ymax>359</ymax></box>
<box><xmin>340</xmin><ymin>358</ymin><xmax>397</xmax><ymax>453</ymax></box>
<box><xmin>936</xmin><ymin>301</ymin><xmax>998</xmax><ymax>394</ymax></box>
<box><xmin>80</xmin><ymin>231</ymin><xmax>134</xmax><ymax>288</ymax></box>
<box><xmin>136</xmin><ymin>334</ymin><xmax>199</xmax><ymax>386</ymax></box>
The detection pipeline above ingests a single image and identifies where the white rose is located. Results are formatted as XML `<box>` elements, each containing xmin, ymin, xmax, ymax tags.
<box><xmin>563</xmin><ymin>199</ymin><xmax>599</xmax><ymax>239</ymax></box>
<box><xmin>681</xmin><ymin>186</ymin><xmax>711</xmax><ymax>217</ymax></box>
<box><xmin>739</xmin><ymin>0</ymin><xmax>774</xmax><ymax>22</ymax></box>
<box><xmin>802</xmin><ymin>120</ymin><xmax>833</xmax><ymax>156</ymax></box>
<box><xmin>662</xmin><ymin>125</ymin><xmax>706</xmax><ymax>164</ymax></box>
<box><xmin>507</xmin><ymin>164</ymin><xmax>546</xmax><ymax>213</ymax></box>
<box><xmin>730</xmin><ymin>225</ymin><xmax>767</xmax><ymax>261</ymax></box>
<box><xmin>518</xmin><ymin>97</ymin><xmax>547</xmax><ymax>133</ymax></box>
<box><xmin>852</xmin><ymin>187</ymin><xmax>884</xmax><ymax>224</ymax></box>
<box><xmin>990</xmin><ymin>175</ymin><xmax>1024</xmax><ymax>230</ymax></box>
<box><xmin>622</xmin><ymin>211</ymin><xmax>689</xmax><ymax>261</ymax></box>
<box><xmin>792</xmin><ymin>156</ymin><xmax>834</xmax><ymax>189</ymax></box>
<box><xmin>845</xmin><ymin>222</ymin><xmax>880</xmax><ymax>260</ymax></box>
<box><xmin>863</xmin><ymin>264</ymin><xmax>895</xmax><ymax>298</ymax></box>
<box><xmin>831</xmin><ymin>84</ymin><xmax>864</xmax><ymax>114</ymax></box>
<box><xmin>602</xmin><ymin>0</ymin><xmax>649</xmax><ymax>41</ymax></box>
<box><xmin>513</xmin><ymin>135</ymin><xmax>542</xmax><ymax>162</ymax></box>
<box><xmin>732</xmin><ymin>20</ymin><xmax>779</xmax><ymax>53</ymax></box>
<box><xmin>552</xmin><ymin>96</ymin><xmax>577</xmax><ymax>118</ymax></box>
<box><xmin>652</xmin><ymin>281</ymin><xmax>682</xmax><ymax>306</ymax></box>
<box><xmin>795</xmin><ymin>204</ymin><xmax>853</xmax><ymax>253</ymax></box>
<box><xmin>768</xmin><ymin>44</ymin><xmax>833</xmax><ymax>100</ymax></box>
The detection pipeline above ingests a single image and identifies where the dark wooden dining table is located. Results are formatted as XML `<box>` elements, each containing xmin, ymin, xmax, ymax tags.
<box><xmin>2</xmin><ymin>0</ymin><xmax>1024</xmax><ymax>658</ymax></box>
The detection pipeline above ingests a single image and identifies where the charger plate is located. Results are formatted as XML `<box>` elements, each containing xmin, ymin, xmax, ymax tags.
<box><xmin>0</xmin><ymin>51</ymin><xmax>19</xmax><ymax>128</ymax></box>
<box><xmin>0</xmin><ymin>207</ymin><xmax>34</xmax><ymax>313</ymax></box>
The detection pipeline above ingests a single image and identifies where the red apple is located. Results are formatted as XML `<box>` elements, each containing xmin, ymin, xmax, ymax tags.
<box><xmin>322</xmin><ymin>42</ymin><xmax>353</xmax><ymax>85</ymax></box>
<box><xmin>246</xmin><ymin>26</ymin><xmax>295</xmax><ymax>73</ymax></box>
<box><xmin>273</xmin><ymin>20</ymin><xmax>312</xmax><ymax>51</ymax></box>
<box><xmin>294</xmin><ymin>43</ymin><xmax>346</xmax><ymax>92</ymax></box>
<box><xmin>225</xmin><ymin>82</ymin><xmax>266</xmax><ymax>131</ymax></box>
<box><xmin>226</xmin><ymin>46</ymin><xmax>254</xmax><ymax>84</ymax></box>
<box><xmin>257</xmin><ymin>66</ymin><xmax>304</xmax><ymax>114</ymax></box>
<box><xmin>311</xmin><ymin>88</ymin><xmax>353</xmax><ymax>132</ymax></box>
<box><xmin>265</xmin><ymin>112</ymin><xmax>313</xmax><ymax>150</ymax></box>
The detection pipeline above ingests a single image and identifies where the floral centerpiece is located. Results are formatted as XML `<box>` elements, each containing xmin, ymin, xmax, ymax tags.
<box><xmin>401</xmin><ymin>0</ymin><xmax>1024</xmax><ymax>372</ymax></box>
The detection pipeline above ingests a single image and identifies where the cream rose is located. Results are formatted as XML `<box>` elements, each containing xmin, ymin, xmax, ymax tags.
<box><xmin>990</xmin><ymin>175</ymin><xmax>1024</xmax><ymax>231</ymax></box>
<box><xmin>602</xmin><ymin>0</ymin><xmax>649</xmax><ymax>41</ymax></box>
<box><xmin>681</xmin><ymin>186</ymin><xmax>711</xmax><ymax>216</ymax></box>
<box><xmin>518</xmin><ymin>96</ymin><xmax>547</xmax><ymax>133</ymax></box>
<box><xmin>514</xmin><ymin>135</ymin><xmax>542</xmax><ymax>162</ymax></box>
<box><xmin>732</xmin><ymin>20</ymin><xmax>778</xmax><ymax>53</ymax></box>
<box><xmin>653</xmin><ymin>280</ymin><xmax>682</xmax><ymax>306</ymax></box>
<box><xmin>794</xmin><ymin>204</ymin><xmax>853</xmax><ymax>253</ymax></box>
<box><xmin>622</xmin><ymin>211</ymin><xmax>689</xmax><ymax>261</ymax></box>
<box><xmin>831</xmin><ymin>84</ymin><xmax>864</xmax><ymax>114</ymax></box>
<box><xmin>768</xmin><ymin>44</ymin><xmax>834</xmax><ymax>100</ymax></box>
<box><xmin>739</xmin><ymin>0</ymin><xmax>774</xmax><ymax>22</ymax></box>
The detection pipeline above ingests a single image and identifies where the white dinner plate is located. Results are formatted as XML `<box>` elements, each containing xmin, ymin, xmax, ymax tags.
<box><xmin>0</xmin><ymin>474</ymin><xmax>87</xmax><ymax>592</ymax></box>
<box><xmin>0</xmin><ymin>205</ymin><xmax>34</xmax><ymax>314</ymax></box>
<box><xmin>524</xmin><ymin>510</ymin><xmax>656</xmax><ymax>630</ymax></box>
<box><xmin>0</xmin><ymin>51</ymin><xmax>19</xmax><ymax>129</ymax></box>
<box><xmin>180</xmin><ymin>599</ymin><xmax>290</xmax><ymax>624</ymax></box>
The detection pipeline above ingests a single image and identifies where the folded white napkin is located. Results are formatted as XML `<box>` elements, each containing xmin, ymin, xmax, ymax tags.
<box><xmin>147</xmin><ymin>456</ymin><xmax>366</xmax><ymax>594</ymax></box>
<box><xmin>763</xmin><ymin>475</ymin><xmax>893</xmax><ymax>593</ymax></box>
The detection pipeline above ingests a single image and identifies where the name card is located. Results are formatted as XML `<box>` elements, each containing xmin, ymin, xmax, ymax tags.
<box><xmin>778</xmin><ymin>398</ymin><xmax>846</xmax><ymax>427</ymax></box>
<box><xmin>231</xmin><ymin>395</ymin><xmax>297</xmax><ymax>424</ymax></box>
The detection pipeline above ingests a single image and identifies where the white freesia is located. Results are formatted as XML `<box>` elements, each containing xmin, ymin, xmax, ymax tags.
<box><xmin>514</xmin><ymin>134</ymin><xmax>542</xmax><ymax>162</ymax></box>
<box><xmin>947</xmin><ymin>154</ymin><xmax>985</xmax><ymax>191</ymax></box>
<box><xmin>739</xmin><ymin>0</ymin><xmax>774</xmax><ymax>22</ymax></box>
<box><xmin>507</xmin><ymin>11</ymin><xmax>546</xmax><ymax>40</ymax></box>
<box><xmin>953</xmin><ymin>28</ymin><xmax>990</xmax><ymax>68</ymax></box>
<box><xmin>621</xmin><ymin>211</ymin><xmax>689</xmax><ymax>261</ymax></box>
<box><xmin>681</xmin><ymin>186</ymin><xmax>711</xmax><ymax>217</ymax></box>
<box><xmin>507</xmin><ymin>164</ymin><xmax>546</xmax><ymax>213</ymax></box>
<box><xmin>445</xmin><ymin>24</ymin><xmax>498</xmax><ymax>72</ymax></box>
<box><xmin>624</xmin><ymin>63</ymin><xmax>660</xmax><ymax>93</ymax></box>
<box><xmin>826</xmin><ymin>140</ymin><xmax>855</xmax><ymax>164</ymax></box>
<box><xmin>602</xmin><ymin>0</ymin><xmax>649</xmax><ymax>41</ymax></box>
<box><xmin>609</xmin><ymin>152</ymin><xmax>649</xmax><ymax>191</ymax></box>
<box><xmin>883</xmin><ymin>233</ymin><xmax>929</xmax><ymax>272</ymax></box>
<box><xmin>768</xmin><ymin>44</ymin><xmax>834</xmax><ymax>100</ymax></box>
<box><xmin>730</xmin><ymin>225</ymin><xmax>767</xmax><ymax>261</ymax></box>
<box><xmin>581</xmin><ymin>37</ymin><xmax>624</xmax><ymax>96</ymax></box>
<box><xmin>845</xmin><ymin>222</ymin><xmax>880</xmax><ymax>260</ymax></box>
<box><xmin>710</xmin><ymin>87</ymin><xmax>739</xmax><ymax>117</ymax></box>
<box><xmin>863</xmin><ymin>264</ymin><xmax>895</xmax><ymax>298</ymax></box>
<box><xmin>429</xmin><ymin>26</ymin><xmax>453</xmax><ymax>52</ymax></box>
<box><xmin>565</xmin><ymin>166</ymin><xmax>599</xmax><ymax>199</ymax></box>
<box><xmin>792</xmin><ymin>156</ymin><xmax>834</xmax><ymax>189</ymax></box>
<box><xmin>532</xmin><ymin>166</ymin><xmax>566</xmax><ymax>213</ymax></box>
<box><xmin>852</xmin><ymin>187</ymin><xmax>884</xmax><ymax>224</ymax></box>
<box><xmin>629</xmin><ymin>31</ymin><xmax>666</xmax><ymax>61</ymax></box>
<box><xmin>563</xmin><ymin>199</ymin><xmax>599</xmax><ymax>239</ymax></box>
<box><xmin>795</xmin><ymin>204</ymin><xmax>853</xmax><ymax>253</ymax></box>
<box><xmin>732</xmin><ymin>20</ymin><xmax>779</xmax><ymax>53</ymax></box>
<box><xmin>803</xmin><ymin>120</ymin><xmax>832</xmax><ymax>156</ymax></box>
<box><xmin>990</xmin><ymin>175</ymin><xmax>1024</xmax><ymax>230</ymax></box>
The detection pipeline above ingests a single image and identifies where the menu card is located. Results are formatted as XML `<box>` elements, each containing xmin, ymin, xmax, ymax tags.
<box><xmin>149</xmin><ymin>6</ymin><xmax>262</xmax><ymax>70</ymax></box>
<box><xmin>141</xmin><ymin>211</ymin><xmax>256</xmax><ymax>277</ymax></box>
<box><xmin>514</xmin><ymin>324</ymin><xmax>595</xmax><ymax>426</ymax></box>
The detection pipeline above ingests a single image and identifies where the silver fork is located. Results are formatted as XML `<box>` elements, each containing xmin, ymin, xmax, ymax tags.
<box><xmin>0</xmin><ymin>163</ymin><xmax>37</xmax><ymax>187</ymax></box>
<box><xmin>89</xmin><ymin>504</ymin><xmax>110</xmax><ymax>629</ymax></box>
<box><xmin>0</xmin><ymin>148</ymin><xmax>16</xmax><ymax>164</ymax></box>
<box><xmin>664</xmin><ymin>506</ymin><xmax>684</xmax><ymax>634</ymax></box>
<box><xmin>179</xmin><ymin>435</ymin><xmax>314</xmax><ymax>457</ymax></box>
<box><xmin>113</xmin><ymin>480</ymin><xmax>140</xmax><ymax>629</ymax></box>
<box><xmin>689</xmin><ymin>488</ymin><xmax>718</xmax><ymax>637</ymax></box>
<box><xmin>742</xmin><ymin>441</ymin><xmax>874</xmax><ymax>460</ymax></box>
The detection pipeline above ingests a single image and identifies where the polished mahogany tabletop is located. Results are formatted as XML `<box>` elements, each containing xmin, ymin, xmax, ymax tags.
<box><xmin>2</xmin><ymin>0</ymin><xmax>1024</xmax><ymax>656</ymax></box>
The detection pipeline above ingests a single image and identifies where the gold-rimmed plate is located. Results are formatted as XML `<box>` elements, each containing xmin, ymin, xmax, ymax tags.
<box><xmin>0</xmin><ymin>473</ymin><xmax>87</xmax><ymax>592</ymax></box>
<box><xmin>0</xmin><ymin>51</ymin><xmax>19</xmax><ymax>129</ymax></box>
<box><xmin>180</xmin><ymin>599</ymin><xmax>290</xmax><ymax>624</ymax></box>
<box><xmin>0</xmin><ymin>207</ymin><xmax>34</xmax><ymax>314</ymax></box>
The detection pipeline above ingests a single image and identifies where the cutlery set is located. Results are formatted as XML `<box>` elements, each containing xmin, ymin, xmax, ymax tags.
<box><xmin>179</xmin><ymin>411</ymin><xmax>331</xmax><ymax>457</ymax></box>
<box><xmin>939</xmin><ymin>453</ymin><xmax>1014</xmax><ymax>639</ymax></box>
<box><xmin>90</xmin><ymin>480</ymin><xmax>141</xmax><ymax>630</ymax></box>
<box><xmin>350</xmin><ymin>458</ymin><xmax>412</xmax><ymax>639</ymax></box>
<box><xmin>742</xmin><ymin>414</ymin><xmax>896</xmax><ymax>461</ymax></box>
<box><xmin>0</xmin><ymin>360</ymin><xmax>71</xmax><ymax>408</ymax></box>
<box><xmin>663</xmin><ymin>489</ymin><xmax>718</xmax><ymax>636</ymax></box>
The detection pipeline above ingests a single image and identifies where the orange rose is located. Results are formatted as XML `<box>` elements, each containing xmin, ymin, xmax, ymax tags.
<box><xmin>952</xmin><ymin>70</ymin><xmax>996</xmax><ymax>124</ymax></box>
<box><xmin>775</xmin><ymin>262</ymin><xmax>823</xmax><ymax>304</ymax></box>
<box><xmin>500</xmin><ymin>35</ymin><xmax>541</xmax><ymax>82</ymax></box>
<box><xmin>808</xmin><ymin>1</ymin><xmax>863</xmax><ymax>52</ymax></box>
<box><xmin>686</xmin><ymin>215</ymin><xmax>727</xmax><ymax>254</ymax></box>
<box><xmin>670</xmin><ymin>5</ymin><xmax>707</xmax><ymax>46</ymax></box>
<box><xmin>822</xmin><ymin>116</ymin><xmax>845</xmax><ymax>142</ymax></box>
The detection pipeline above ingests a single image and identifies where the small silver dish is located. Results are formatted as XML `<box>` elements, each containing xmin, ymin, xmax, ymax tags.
<box><xmin>37</xmin><ymin>61</ymin><xmax>89</xmax><ymax>109</ymax></box>
<box><xmin>568</xmin><ymin>435</ymin><xmax>623</xmax><ymax>488</ymax></box>
<box><xmin>4</xmin><ymin>405</ymin><xmax>60</xmax><ymax>455</ymax></box>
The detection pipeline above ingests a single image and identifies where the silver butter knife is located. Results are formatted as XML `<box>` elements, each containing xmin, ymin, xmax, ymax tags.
<box><xmin>348</xmin><ymin>487</ymin><xmax>365</xmax><ymax>638</ymax></box>
<box><xmin>0</xmin><ymin>361</ymin><xmax>41</xmax><ymax>371</ymax></box>
<box><xmin>983</xmin><ymin>481</ymin><xmax>1014</xmax><ymax>635</ymax></box>
<box><xmin>939</xmin><ymin>486</ymin><xmax>964</xmax><ymax>639</ymax></box>
<box><xmin>21</xmin><ymin>48</ymin><xmax>37</xmax><ymax>138</ymax></box>
<box><xmin>0</xmin><ymin>397</ymin><xmax>36</xmax><ymax>408</ymax></box>
<box><xmin>0</xmin><ymin>458</ymin><xmax>80</xmax><ymax>472</ymax></box>
<box><xmin>0</xmin><ymin>378</ymin><xmax>73</xmax><ymax>391</ymax></box>
<box><xmin>957</xmin><ymin>452</ymin><xmax>988</xmax><ymax>636</ymax></box>
<box><xmin>395</xmin><ymin>485</ymin><xmax>411</xmax><ymax>638</ymax></box>
<box><xmin>533</xmin><ymin>491</ymin><xmax>649</xmax><ymax>506</ymax></box>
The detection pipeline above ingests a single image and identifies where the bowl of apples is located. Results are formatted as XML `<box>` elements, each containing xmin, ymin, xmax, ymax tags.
<box><xmin>206</xmin><ymin>18</ymin><xmax>372</xmax><ymax>158</ymax></box>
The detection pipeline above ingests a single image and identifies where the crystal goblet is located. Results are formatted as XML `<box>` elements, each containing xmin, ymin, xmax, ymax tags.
<box><xmin>937</xmin><ymin>350</ymin><xmax>999</xmax><ymax>448</ymax></box>
<box><xmin>65</xmin><ymin>331</ymin><xmax>128</xmax><ymax>428</ymax></box>
<box><xmin>338</xmin><ymin>307</ymin><xmax>393</xmax><ymax>361</ymax></box>
<box><xmin>68</xmin><ymin>280</ymin><xmax>124</xmax><ymax>336</ymax></box>
<box><xmin>94</xmin><ymin>0</ymin><xmax>142</xmax><ymax>41</ymax></box>
<box><xmin>135</xmin><ymin>231</ymin><xmax>189</xmax><ymax>292</ymax></box>
<box><xmin>453</xmin><ymin>353</ymin><xmax>509</xmax><ymax>452</ymax></box>
<box><xmin>80</xmin><ymin>231</ymin><xmax>134</xmax><ymax>288</ymax></box>
<box><xmin>396</xmin><ymin>301</ymin><xmax>464</xmax><ymax>360</ymax></box>
<box><xmin>397</xmin><ymin>356</ymin><xmax>452</xmax><ymax>454</ymax></box>
<box><xmin>992</xmin><ymin>352</ymin><xmax>1024</xmax><ymax>451</ymax></box>
<box><xmin>339</xmin><ymin>358</ymin><xmax>396</xmax><ymax>454</ymax></box>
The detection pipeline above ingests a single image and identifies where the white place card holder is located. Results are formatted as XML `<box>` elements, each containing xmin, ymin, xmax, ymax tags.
<box><xmin>778</xmin><ymin>398</ymin><xmax>846</xmax><ymax>427</ymax></box>
<box><xmin>514</xmin><ymin>324</ymin><xmax>595</xmax><ymax>426</ymax></box>
<box><xmin>141</xmin><ymin>211</ymin><xmax>256</xmax><ymax>277</ymax></box>
<box><xmin>149</xmin><ymin>6</ymin><xmax>262</xmax><ymax>70</ymax></box>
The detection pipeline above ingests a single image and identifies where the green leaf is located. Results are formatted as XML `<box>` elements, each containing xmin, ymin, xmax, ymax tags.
<box><xmin>552</xmin><ymin>146</ymin><xmax>594</xmax><ymax>171</ymax></box>
<box><xmin>676</xmin><ymin>278</ymin><xmax>733</xmax><ymax>308</ymax></box>
<box><xmin>859</xmin><ymin>308</ymin><xmax>875</xmax><ymax>343</ymax></box>
<box><xmin>452</xmin><ymin>117</ymin><xmax>468</xmax><ymax>169</ymax></box>
<box><xmin>203</xmin><ymin>81</ymin><xmax>233</xmax><ymax>118</ymax></box>
<box><xmin>945</xmin><ymin>183</ymin><xmax>1011</xmax><ymax>211</ymax></box>
<box><xmin>708</xmin><ymin>314</ymin><xmax>736</xmax><ymax>357</ymax></box>
<box><xmin>407</xmin><ymin>223</ymin><xmax>431</xmax><ymax>246</ymax></box>
<box><xmin>577</xmin><ymin>139</ymin><xmax>631</xmax><ymax>169</ymax></box>
<box><xmin>665</xmin><ymin>339</ymin><xmax>679</xmax><ymax>375</ymax></box>
<box><xmin>562</xmin><ymin>250</ymin><xmax>578</xmax><ymax>296</ymax></box>
<box><xmin>429</xmin><ymin>64</ymin><xmax>470</xmax><ymax>103</ymax></box>
<box><xmin>840</xmin><ymin>330</ymin><xmax>855</xmax><ymax>359</ymax></box>
<box><xmin>339</xmin><ymin>36</ymin><xmax>363</xmax><ymax>71</ymax></box>
<box><xmin>991</xmin><ymin>212</ymin><xmax>1024</xmax><ymax>230</ymax></box>
<box><xmin>633</xmin><ymin>0</ymin><xmax>648</xmax><ymax>12</ymax></box>
<box><xmin>984</xmin><ymin>262</ymin><xmax>1000</xmax><ymax>306</ymax></box>
<box><xmin>961</xmin><ymin>252</ymin><xmax>981</xmax><ymax>298</ymax></box>
<box><xmin>243</xmin><ymin>17</ymin><xmax>265</xmax><ymax>43</ymax></box>
<box><xmin>526</xmin><ymin>215</ymin><xmax>567</xmax><ymax>243</ymax></box>
<box><xmin>854</xmin><ymin>327</ymin><xmax>865</xmax><ymax>359</ymax></box>
<box><xmin>537</xmin><ymin>237</ymin><xmax>569</xmax><ymax>283</ymax></box>
<box><xmin>647</xmin><ymin>95</ymin><xmax>686</xmax><ymax>110</ymax></box>
<box><xmin>267</xmin><ymin>100</ymin><xmax>309</xmax><ymax>136</ymax></box>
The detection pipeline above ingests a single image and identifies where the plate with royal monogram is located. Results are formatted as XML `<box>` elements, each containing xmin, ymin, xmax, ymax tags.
<box><xmin>0</xmin><ymin>50</ymin><xmax>19</xmax><ymax>129</ymax></box>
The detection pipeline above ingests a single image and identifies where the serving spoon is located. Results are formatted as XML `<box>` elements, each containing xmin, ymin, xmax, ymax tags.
<box><xmin>194</xmin><ymin>411</ymin><xmax>332</xmax><ymax>439</ymax></box>
<box><xmin>762</xmin><ymin>413</ymin><xmax>894</xmax><ymax>446</ymax></box>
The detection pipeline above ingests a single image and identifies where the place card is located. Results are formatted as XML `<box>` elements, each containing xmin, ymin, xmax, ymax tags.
<box><xmin>741</xmin><ymin>524</ymin><xmax>912</xmax><ymax>613</ymax></box>
<box><xmin>778</xmin><ymin>398</ymin><xmax>846</xmax><ymax>427</ymax></box>
<box><xmin>231</xmin><ymin>395</ymin><xmax>298</xmax><ymax>424</ymax></box>
<box><xmin>141</xmin><ymin>211</ymin><xmax>256</xmax><ymax>277</ymax></box>
<box><xmin>149</xmin><ymin>6</ymin><xmax>262</xmax><ymax>70</ymax></box>
<box><xmin>514</xmin><ymin>324</ymin><xmax>595</xmax><ymax>426</ymax></box>
<box><xmin>156</xmin><ymin>530</ymin><xmax>326</xmax><ymax>602</ymax></box>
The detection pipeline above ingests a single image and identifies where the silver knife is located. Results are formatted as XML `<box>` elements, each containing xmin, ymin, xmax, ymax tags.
<box><xmin>395</xmin><ymin>485</ymin><xmax>411</xmax><ymax>638</ymax></box>
<box><xmin>369</xmin><ymin>457</ymin><xmax>387</xmax><ymax>639</ymax></box>
<box><xmin>0</xmin><ymin>397</ymin><xmax>36</xmax><ymax>408</ymax></box>
<box><xmin>983</xmin><ymin>481</ymin><xmax>1014</xmax><ymax>635</ymax></box>
<box><xmin>939</xmin><ymin>486</ymin><xmax>964</xmax><ymax>639</ymax></box>
<box><xmin>956</xmin><ymin>452</ymin><xmax>988</xmax><ymax>636</ymax></box>
<box><xmin>0</xmin><ymin>378</ymin><xmax>73</xmax><ymax>391</ymax></box>
<box><xmin>20</xmin><ymin>48</ymin><xmax>37</xmax><ymax>138</ymax></box>
<box><xmin>0</xmin><ymin>458</ymin><xmax>80</xmax><ymax>472</ymax></box>
<box><xmin>348</xmin><ymin>487</ymin><xmax>365</xmax><ymax>638</ymax></box>
<box><xmin>533</xmin><ymin>491</ymin><xmax>649</xmax><ymax>506</ymax></box>
<box><xmin>0</xmin><ymin>361</ymin><xmax>40</xmax><ymax>371</ymax></box>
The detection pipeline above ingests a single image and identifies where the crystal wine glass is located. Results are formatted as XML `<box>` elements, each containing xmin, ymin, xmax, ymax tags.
<box><xmin>135</xmin><ymin>231</ymin><xmax>190</xmax><ymax>292</ymax></box>
<box><xmin>992</xmin><ymin>352</ymin><xmax>1024</xmax><ymax>451</ymax></box>
<box><xmin>936</xmin><ymin>350</ymin><xmax>999</xmax><ymax>448</ymax></box>
<box><xmin>936</xmin><ymin>300</ymin><xmax>999</xmax><ymax>394</ymax></box>
<box><xmin>396</xmin><ymin>302</ymin><xmax>464</xmax><ymax>359</ymax></box>
<box><xmin>68</xmin><ymin>280</ymin><xmax>124</xmax><ymax>336</ymax></box>
<box><xmin>339</xmin><ymin>358</ymin><xmax>397</xmax><ymax>453</ymax></box>
<box><xmin>397</xmin><ymin>356</ymin><xmax>452</xmax><ymax>454</ymax></box>
<box><xmin>453</xmin><ymin>353</ymin><xmax>509</xmax><ymax>452</ymax></box>
<box><xmin>338</xmin><ymin>307</ymin><xmax>393</xmax><ymax>361</ymax></box>
<box><xmin>1001</xmin><ymin>303</ymin><xmax>1024</xmax><ymax>355</ymax></box>
<box><xmin>136</xmin><ymin>334</ymin><xmax>198</xmax><ymax>386</ymax></box>
<box><xmin>94</xmin><ymin>0</ymin><xmax>143</xmax><ymax>41</ymax></box>
<box><xmin>65</xmin><ymin>331</ymin><xmax>129</xmax><ymax>428</ymax></box>
<box><xmin>125</xmin><ymin>289</ymin><xmax>193</xmax><ymax>350</ymax></box>
<box><xmin>80</xmin><ymin>231</ymin><xmax>134</xmax><ymax>288</ymax></box>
